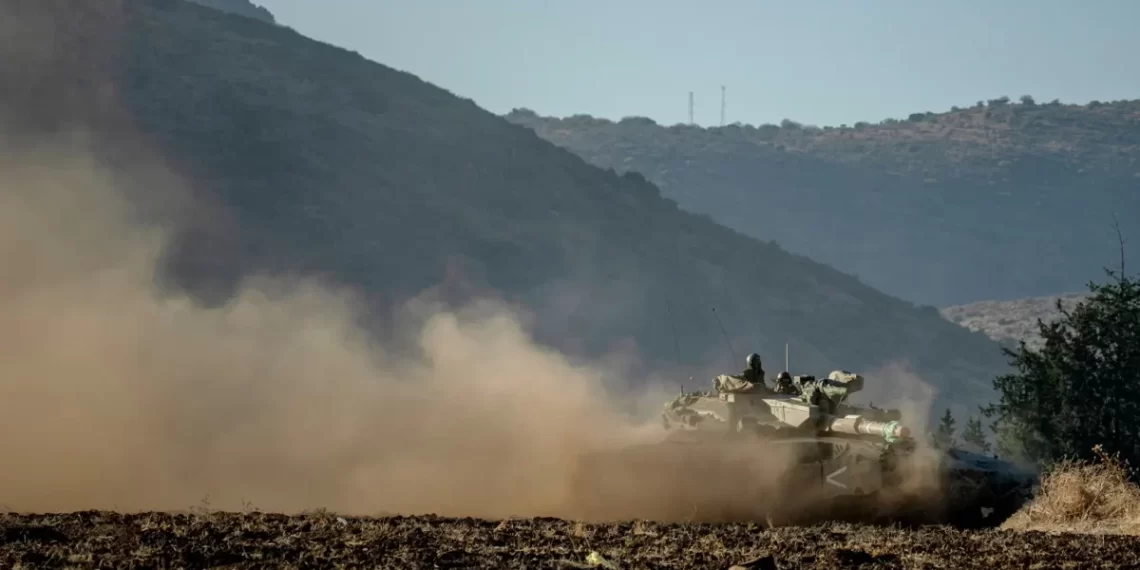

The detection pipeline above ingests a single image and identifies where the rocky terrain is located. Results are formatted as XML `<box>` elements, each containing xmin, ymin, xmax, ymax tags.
<box><xmin>3</xmin><ymin>511</ymin><xmax>1139</xmax><ymax>569</ymax></box>
<box><xmin>505</xmin><ymin>101</ymin><xmax>1140</xmax><ymax>308</ymax></box>
<box><xmin>941</xmin><ymin>293</ymin><xmax>1090</xmax><ymax>350</ymax></box>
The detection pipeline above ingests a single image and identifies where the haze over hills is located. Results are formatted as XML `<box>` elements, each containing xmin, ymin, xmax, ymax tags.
<box><xmin>505</xmin><ymin>100</ymin><xmax>1140</xmax><ymax>308</ymax></box>
<box><xmin>1</xmin><ymin>0</ymin><xmax>1011</xmax><ymax>423</ymax></box>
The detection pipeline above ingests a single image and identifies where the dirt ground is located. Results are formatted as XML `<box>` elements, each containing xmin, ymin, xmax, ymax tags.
<box><xmin>2</xmin><ymin>511</ymin><xmax>1138</xmax><ymax>569</ymax></box>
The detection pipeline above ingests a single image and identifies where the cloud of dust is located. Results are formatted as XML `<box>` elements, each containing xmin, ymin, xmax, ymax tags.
<box><xmin>848</xmin><ymin>360</ymin><xmax>950</xmax><ymax>505</ymax></box>
<box><xmin>0</xmin><ymin>133</ymin><xmax>684</xmax><ymax>519</ymax></box>
<box><xmin>857</xmin><ymin>360</ymin><xmax>938</xmax><ymax>438</ymax></box>
<box><xmin>0</xmin><ymin>131</ymin><xmax>971</xmax><ymax>526</ymax></box>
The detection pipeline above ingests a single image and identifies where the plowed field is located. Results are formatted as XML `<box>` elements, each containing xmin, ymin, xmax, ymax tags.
<box><xmin>1</xmin><ymin>511</ymin><xmax>1136</xmax><ymax>569</ymax></box>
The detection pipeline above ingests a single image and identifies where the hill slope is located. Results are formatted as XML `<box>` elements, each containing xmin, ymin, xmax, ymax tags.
<box><xmin>0</xmin><ymin>0</ymin><xmax>1009</xmax><ymax>416</ymax></box>
<box><xmin>187</xmin><ymin>0</ymin><xmax>274</xmax><ymax>24</ymax></box>
<box><xmin>505</xmin><ymin>100</ymin><xmax>1140</xmax><ymax>307</ymax></box>
<box><xmin>942</xmin><ymin>293</ymin><xmax>1089</xmax><ymax>351</ymax></box>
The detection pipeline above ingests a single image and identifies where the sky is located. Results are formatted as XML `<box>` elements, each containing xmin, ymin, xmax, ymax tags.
<box><xmin>256</xmin><ymin>0</ymin><xmax>1140</xmax><ymax>128</ymax></box>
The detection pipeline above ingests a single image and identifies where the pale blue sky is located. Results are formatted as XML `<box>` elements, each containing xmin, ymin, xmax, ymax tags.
<box><xmin>257</xmin><ymin>0</ymin><xmax>1139</xmax><ymax>127</ymax></box>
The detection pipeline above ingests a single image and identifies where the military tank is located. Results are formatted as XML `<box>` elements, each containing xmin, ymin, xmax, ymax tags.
<box><xmin>569</xmin><ymin>369</ymin><xmax>1038</xmax><ymax>527</ymax></box>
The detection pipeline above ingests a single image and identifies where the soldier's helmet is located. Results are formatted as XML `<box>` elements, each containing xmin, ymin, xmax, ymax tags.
<box><xmin>746</xmin><ymin>352</ymin><xmax>763</xmax><ymax>372</ymax></box>
<box><xmin>776</xmin><ymin>371</ymin><xmax>791</xmax><ymax>382</ymax></box>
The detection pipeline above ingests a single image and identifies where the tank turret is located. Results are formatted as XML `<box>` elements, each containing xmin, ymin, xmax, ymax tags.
<box><xmin>662</xmin><ymin>369</ymin><xmax>911</xmax><ymax>444</ymax></box>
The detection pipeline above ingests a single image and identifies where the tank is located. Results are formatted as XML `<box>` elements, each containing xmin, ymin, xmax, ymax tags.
<box><xmin>569</xmin><ymin>370</ymin><xmax>1038</xmax><ymax>527</ymax></box>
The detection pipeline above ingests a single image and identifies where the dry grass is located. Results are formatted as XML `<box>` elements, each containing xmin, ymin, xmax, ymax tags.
<box><xmin>1002</xmin><ymin>445</ymin><xmax>1140</xmax><ymax>535</ymax></box>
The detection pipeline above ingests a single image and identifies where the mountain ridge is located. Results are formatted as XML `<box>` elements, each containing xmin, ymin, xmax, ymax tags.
<box><xmin>186</xmin><ymin>0</ymin><xmax>274</xmax><ymax>24</ymax></box>
<box><xmin>504</xmin><ymin>100</ymin><xmax>1140</xmax><ymax>307</ymax></box>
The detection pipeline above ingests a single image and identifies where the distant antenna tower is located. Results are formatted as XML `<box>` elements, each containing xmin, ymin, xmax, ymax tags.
<box><xmin>688</xmin><ymin>91</ymin><xmax>694</xmax><ymax>125</ymax></box>
<box><xmin>720</xmin><ymin>85</ymin><xmax>726</xmax><ymax>126</ymax></box>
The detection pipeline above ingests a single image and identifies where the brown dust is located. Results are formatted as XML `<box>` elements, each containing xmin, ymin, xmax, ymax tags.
<box><xmin>0</xmin><ymin>129</ymin><xmax>951</xmax><ymax>525</ymax></box>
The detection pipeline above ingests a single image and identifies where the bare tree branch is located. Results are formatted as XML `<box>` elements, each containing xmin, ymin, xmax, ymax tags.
<box><xmin>1112</xmin><ymin>213</ymin><xmax>1126</xmax><ymax>280</ymax></box>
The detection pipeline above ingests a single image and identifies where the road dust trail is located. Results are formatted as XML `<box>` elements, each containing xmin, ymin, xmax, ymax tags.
<box><xmin>0</xmin><ymin>133</ymin><xmax>688</xmax><ymax>519</ymax></box>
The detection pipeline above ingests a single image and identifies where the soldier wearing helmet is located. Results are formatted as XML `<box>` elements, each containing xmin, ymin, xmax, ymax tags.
<box><xmin>713</xmin><ymin>352</ymin><xmax>770</xmax><ymax>394</ymax></box>
<box><xmin>713</xmin><ymin>353</ymin><xmax>772</xmax><ymax>436</ymax></box>
<box><xmin>774</xmin><ymin>371</ymin><xmax>798</xmax><ymax>395</ymax></box>
<box><xmin>743</xmin><ymin>353</ymin><xmax>765</xmax><ymax>384</ymax></box>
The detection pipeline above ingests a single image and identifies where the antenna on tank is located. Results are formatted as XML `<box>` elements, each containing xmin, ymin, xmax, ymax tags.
<box><xmin>785</xmin><ymin>342</ymin><xmax>789</xmax><ymax>372</ymax></box>
<box><xmin>720</xmin><ymin>85</ymin><xmax>726</xmax><ymax>126</ymax></box>
<box><xmin>711</xmin><ymin>307</ymin><xmax>737</xmax><ymax>365</ymax></box>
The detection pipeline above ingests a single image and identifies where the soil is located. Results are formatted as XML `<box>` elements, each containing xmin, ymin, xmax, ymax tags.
<box><xmin>1</xmin><ymin>511</ymin><xmax>1137</xmax><ymax>569</ymax></box>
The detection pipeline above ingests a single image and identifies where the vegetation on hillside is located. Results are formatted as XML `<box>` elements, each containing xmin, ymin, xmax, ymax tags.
<box><xmin>187</xmin><ymin>0</ymin><xmax>274</xmax><ymax>24</ymax></box>
<box><xmin>505</xmin><ymin>99</ymin><xmax>1140</xmax><ymax>306</ymax></box>
<box><xmin>941</xmin><ymin>293</ymin><xmax>1089</xmax><ymax>350</ymax></box>
<box><xmin>0</xmin><ymin>0</ymin><xmax>1011</xmax><ymax>420</ymax></box>
<box><xmin>521</xmin><ymin>96</ymin><xmax>1140</xmax><ymax>180</ymax></box>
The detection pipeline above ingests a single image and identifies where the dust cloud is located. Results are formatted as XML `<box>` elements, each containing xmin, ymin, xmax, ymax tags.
<box><xmin>0</xmin><ymin>132</ymin><xmax>680</xmax><ymax>519</ymax></box>
<box><xmin>0</xmin><ymin>129</ymin><xmax>954</xmax><ymax>524</ymax></box>
<box><xmin>858</xmin><ymin>360</ymin><xmax>939</xmax><ymax>437</ymax></box>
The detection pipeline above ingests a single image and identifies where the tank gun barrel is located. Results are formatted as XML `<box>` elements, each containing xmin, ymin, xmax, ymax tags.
<box><xmin>825</xmin><ymin>415</ymin><xmax>910</xmax><ymax>442</ymax></box>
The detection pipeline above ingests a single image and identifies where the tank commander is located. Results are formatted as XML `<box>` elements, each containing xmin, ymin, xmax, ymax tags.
<box><xmin>713</xmin><ymin>352</ymin><xmax>771</xmax><ymax>394</ymax></box>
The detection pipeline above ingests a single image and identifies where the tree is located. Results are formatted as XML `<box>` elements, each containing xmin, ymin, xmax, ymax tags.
<box><xmin>962</xmin><ymin>416</ymin><xmax>991</xmax><ymax>453</ymax></box>
<box><xmin>983</xmin><ymin>233</ymin><xmax>1140</xmax><ymax>472</ymax></box>
<box><xmin>933</xmin><ymin>408</ymin><xmax>957</xmax><ymax>449</ymax></box>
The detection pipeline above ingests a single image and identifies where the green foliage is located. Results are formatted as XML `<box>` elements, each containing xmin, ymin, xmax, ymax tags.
<box><xmin>983</xmin><ymin>265</ymin><xmax>1140</xmax><ymax>473</ymax></box>
<box><xmin>933</xmin><ymin>408</ymin><xmax>957</xmax><ymax>449</ymax></box>
<box><xmin>962</xmin><ymin>416</ymin><xmax>991</xmax><ymax>453</ymax></box>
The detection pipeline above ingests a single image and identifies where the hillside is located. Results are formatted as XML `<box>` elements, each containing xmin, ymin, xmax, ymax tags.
<box><xmin>941</xmin><ymin>293</ymin><xmax>1089</xmax><ymax>350</ymax></box>
<box><xmin>0</xmin><ymin>0</ymin><xmax>1010</xmax><ymax>419</ymax></box>
<box><xmin>505</xmin><ymin>99</ymin><xmax>1140</xmax><ymax>307</ymax></box>
<box><xmin>187</xmin><ymin>0</ymin><xmax>274</xmax><ymax>23</ymax></box>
